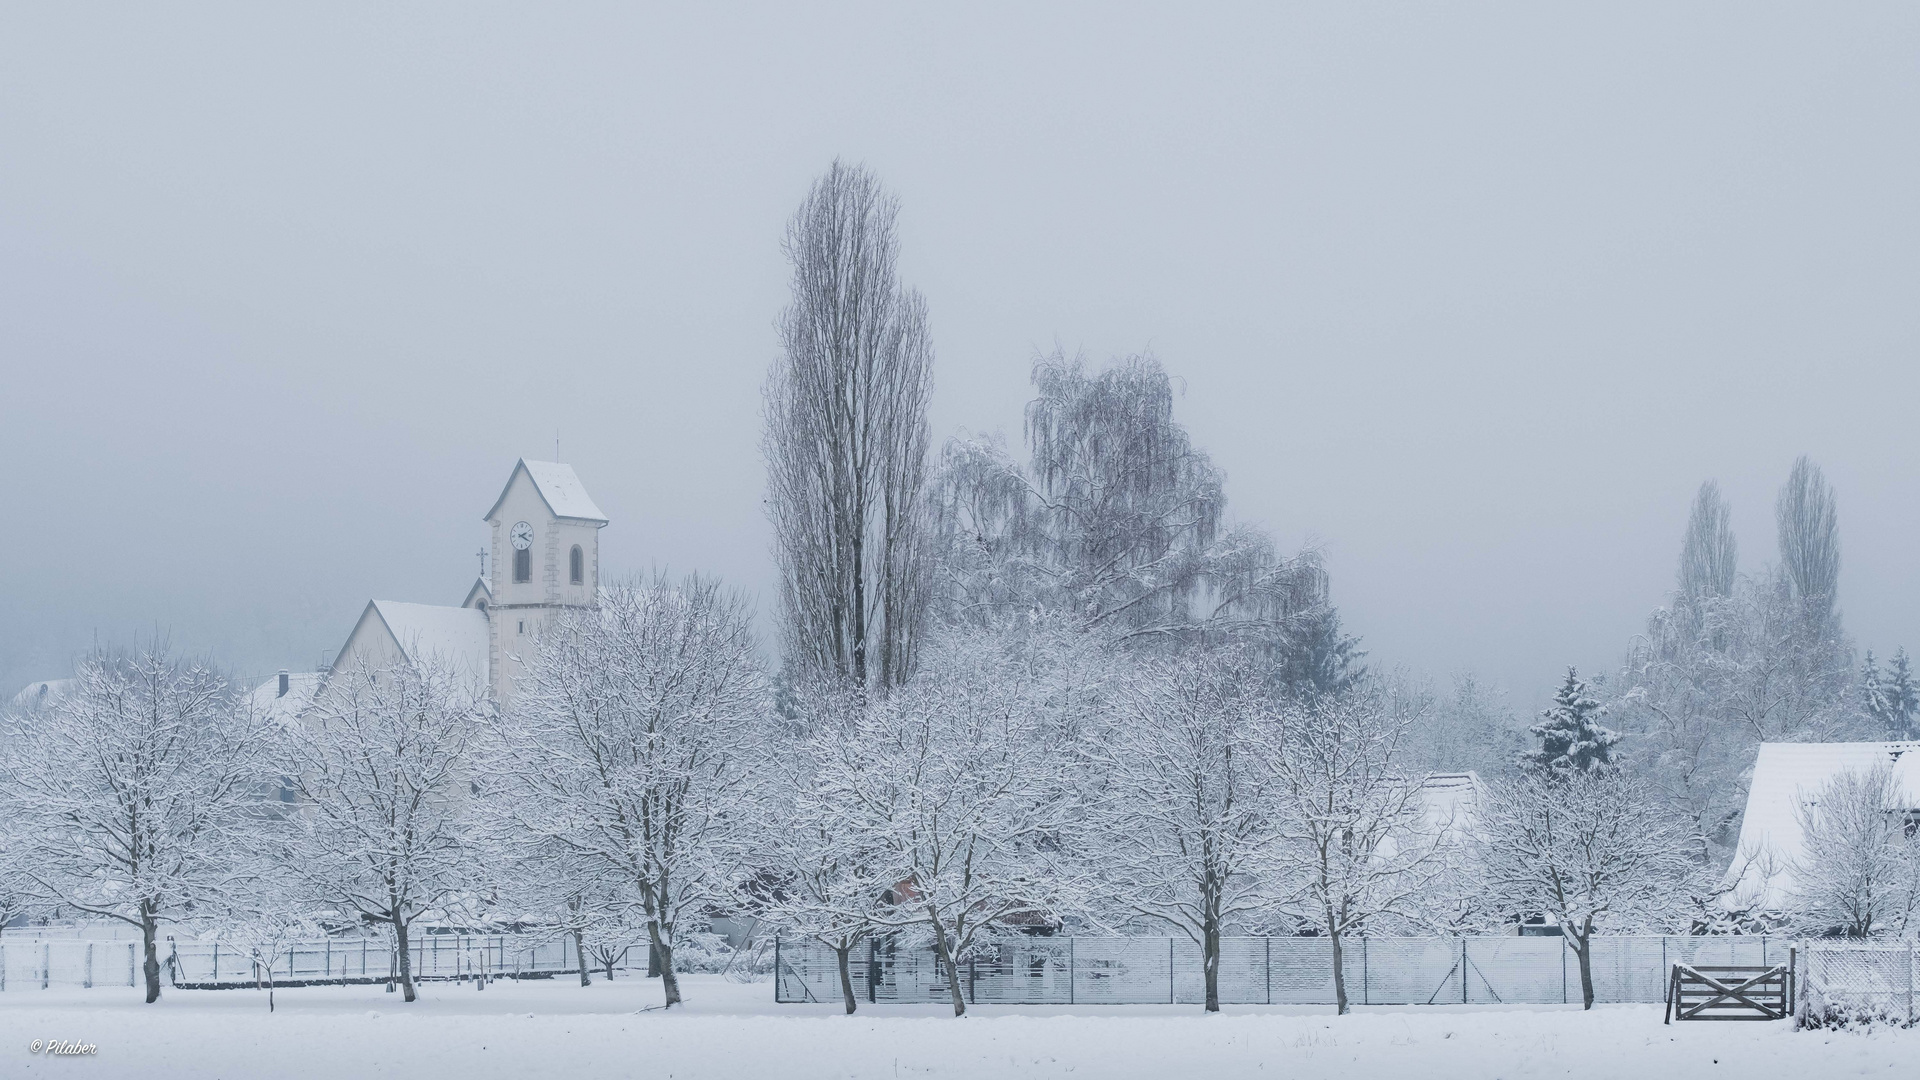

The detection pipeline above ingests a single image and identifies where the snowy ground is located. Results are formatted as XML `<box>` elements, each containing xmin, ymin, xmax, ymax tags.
<box><xmin>3</xmin><ymin>974</ymin><xmax>1913</xmax><ymax>1079</ymax></box>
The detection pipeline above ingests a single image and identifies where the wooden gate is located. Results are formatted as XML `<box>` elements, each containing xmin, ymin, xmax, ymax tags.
<box><xmin>1665</xmin><ymin>963</ymin><xmax>1791</xmax><ymax>1022</ymax></box>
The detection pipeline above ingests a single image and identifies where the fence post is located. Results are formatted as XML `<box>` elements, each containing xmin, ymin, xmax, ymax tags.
<box><xmin>1169</xmin><ymin>937</ymin><xmax>1176</xmax><ymax>1005</ymax></box>
<box><xmin>86</xmin><ymin>943</ymin><xmax>93</xmax><ymax>989</ymax></box>
<box><xmin>1362</xmin><ymin>938</ymin><xmax>1369</xmax><ymax>1006</ymax></box>
<box><xmin>869</xmin><ymin>938</ymin><xmax>878</xmax><ymax>1004</ymax></box>
<box><xmin>1460</xmin><ymin>938</ymin><xmax>1467</xmax><ymax>1004</ymax></box>
<box><xmin>1068</xmin><ymin>937</ymin><xmax>1075</xmax><ymax>1005</ymax></box>
<box><xmin>773</xmin><ymin>937</ymin><xmax>782</xmax><ymax>1002</ymax></box>
<box><xmin>213</xmin><ymin>942</ymin><xmax>219</xmax><ymax>983</ymax></box>
<box><xmin>1264</xmin><ymin>936</ymin><xmax>1271</xmax><ymax>1006</ymax></box>
<box><xmin>1</xmin><ymin>943</ymin><xmax>6</xmax><ymax>991</ymax></box>
<box><xmin>42</xmin><ymin>943</ymin><xmax>50</xmax><ymax>989</ymax></box>
<box><xmin>128</xmin><ymin>943</ymin><xmax>135</xmax><ymax>986</ymax></box>
<box><xmin>1909</xmin><ymin>939</ymin><xmax>1915</xmax><ymax>1026</ymax></box>
<box><xmin>1561</xmin><ymin>937</ymin><xmax>1568</xmax><ymax>1004</ymax></box>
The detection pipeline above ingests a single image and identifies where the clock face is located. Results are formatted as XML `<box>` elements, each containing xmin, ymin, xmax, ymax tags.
<box><xmin>510</xmin><ymin>521</ymin><xmax>535</xmax><ymax>550</ymax></box>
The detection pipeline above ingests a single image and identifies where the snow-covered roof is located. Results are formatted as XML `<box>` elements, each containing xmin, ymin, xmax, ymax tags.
<box><xmin>461</xmin><ymin>576</ymin><xmax>492</xmax><ymax>610</ymax></box>
<box><xmin>484</xmin><ymin>459</ymin><xmax>608</xmax><ymax>524</ymax></box>
<box><xmin>369</xmin><ymin>600</ymin><xmax>491</xmax><ymax>679</ymax></box>
<box><xmin>6</xmin><ymin>679</ymin><xmax>74</xmax><ymax>711</ymax></box>
<box><xmin>1725</xmin><ymin>741</ymin><xmax>1920</xmax><ymax>911</ymax></box>
<box><xmin>1417</xmin><ymin>772</ymin><xmax>1484</xmax><ymax>839</ymax></box>
<box><xmin>1374</xmin><ymin>772</ymin><xmax>1484</xmax><ymax>867</ymax></box>
<box><xmin>248</xmin><ymin>671</ymin><xmax>323</xmax><ymax>727</ymax></box>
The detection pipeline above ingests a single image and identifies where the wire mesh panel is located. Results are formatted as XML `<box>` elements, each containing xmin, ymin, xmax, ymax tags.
<box><xmin>1365</xmin><ymin>937</ymin><xmax>1464</xmax><ymax>1004</ymax></box>
<box><xmin>1464</xmin><ymin>936</ymin><xmax>1564</xmax><ymax>1003</ymax></box>
<box><xmin>971</xmin><ymin>940</ymin><xmax>1068</xmax><ymax>1004</ymax></box>
<box><xmin>1802</xmin><ymin>943</ymin><xmax>1918</xmax><ymax>1025</ymax></box>
<box><xmin>1266</xmin><ymin>936</ymin><xmax>1337</xmax><ymax>1003</ymax></box>
<box><xmin>1070</xmin><ymin>937</ymin><xmax>1174</xmax><ymax>1004</ymax></box>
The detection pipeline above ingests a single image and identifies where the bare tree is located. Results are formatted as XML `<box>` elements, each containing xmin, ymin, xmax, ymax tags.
<box><xmin>756</xmin><ymin>685</ymin><xmax>886</xmax><ymax>1014</ymax></box>
<box><xmin>1476</xmin><ymin>769</ymin><xmax>1699</xmax><ymax>1009</ymax></box>
<box><xmin>1791</xmin><ymin>763</ymin><xmax>1920</xmax><ymax>937</ymax></box>
<box><xmin>765</xmin><ymin>159</ymin><xmax>934</xmax><ymax>693</ymax></box>
<box><xmin>1777</xmin><ymin>455</ymin><xmax>1840</xmax><ymax>622</ymax></box>
<box><xmin>495</xmin><ymin>575</ymin><xmax>768</xmax><ymax>1009</ymax></box>
<box><xmin>286</xmin><ymin>654</ymin><xmax>484</xmax><ymax>1003</ymax></box>
<box><xmin>0</xmin><ymin>646</ymin><xmax>272</xmax><ymax>1002</ymax></box>
<box><xmin>836</xmin><ymin>627</ymin><xmax>1078</xmax><ymax>1017</ymax></box>
<box><xmin>1269</xmin><ymin>683</ymin><xmax>1443</xmax><ymax>1014</ymax></box>
<box><xmin>1085</xmin><ymin>647</ymin><xmax>1284</xmax><ymax>1012</ymax></box>
<box><xmin>1678</xmin><ymin>480</ymin><xmax>1738</xmax><ymax>601</ymax></box>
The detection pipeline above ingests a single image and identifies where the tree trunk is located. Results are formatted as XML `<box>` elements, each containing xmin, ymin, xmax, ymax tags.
<box><xmin>394</xmin><ymin>918</ymin><xmax>417</xmax><ymax>1002</ymax></box>
<box><xmin>575</xmin><ymin>930</ymin><xmax>590</xmax><ymax>986</ymax></box>
<box><xmin>835</xmin><ymin>942</ymin><xmax>859</xmax><ymax>1015</ymax></box>
<box><xmin>1203</xmin><ymin>923</ymin><xmax>1221</xmax><ymax>1013</ymax></box>
<box><xmin>1573</xmin><ymin>931</ymin><xmax>1595</xmax><ymax>1010</ymax></box>
<box><xmin>1325</xmin><ymin>900</ymin><xmax>1348</xmax><ymax>1015</ymax></box>
<box><xmin>929</xmin><ymin>916</ymin><xmax>966</xmax><ymax>1017</ymax></box>
<box><xmin>606</xmin><ymin>953</ymin><xmax>615</xmax><ymax>981</ymax></box>
<box><xmin>647</xmin><ymin>920</ymin><xmax>682</xmax><ymax>1008</ymax></box>
<box><xmin>648</xmin><ymin>940</ymin><xmax>662</xmax><ymax>978</ymax></box>
<box><xmin>140</xmin><ymin>903</ymin><xmax>161</xmax><ymax>1004</ymax></box>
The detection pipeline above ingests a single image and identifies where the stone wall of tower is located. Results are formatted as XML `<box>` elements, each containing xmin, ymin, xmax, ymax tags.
<box><xmin>484</xmin><ymin>465</ymin><xmax>602</xmax><ymax>708</ymax></box>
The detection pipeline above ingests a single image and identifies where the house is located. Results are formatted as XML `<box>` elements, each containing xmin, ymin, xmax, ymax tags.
<box><xmin>1722</xmin><ymin>741</ymin><xmax>1920</xmax><ymax>913</ymax></box>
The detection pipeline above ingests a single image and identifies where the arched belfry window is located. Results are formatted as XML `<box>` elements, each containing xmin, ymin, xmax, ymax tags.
<box><xmin>513</xmin><ymin>547</ymin><xmax>531</xmax><ymax>583</ymax></box>
<box><xmin>570</xmin><ymin>545</ymin><xmax>584</xmax><ymax>585</ymax></box>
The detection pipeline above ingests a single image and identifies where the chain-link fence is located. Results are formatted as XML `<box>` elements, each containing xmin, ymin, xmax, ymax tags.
<box><xmin>0</xmin><ymin>935</ymin><xmax>651</xmax><ymax>991</ymax></box>
<box><xmin>774</xmin><ymin>935</ymin><xmax>1786</xmax><ymax>1006</ymax></box>
<box><xmin>1799</xmin><ymin>942</ymin><xmax>1919</xmax><ymax>1027</ymax></box>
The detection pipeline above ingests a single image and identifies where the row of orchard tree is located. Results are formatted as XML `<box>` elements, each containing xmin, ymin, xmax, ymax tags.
<box><xmin>0</xmin><ymin>594</ymin><xmax>1717</xmax><ymax>1017</ymax></box>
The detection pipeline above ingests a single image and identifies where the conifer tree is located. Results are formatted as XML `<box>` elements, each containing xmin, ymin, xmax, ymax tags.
<box><xmin>1522</xmin><ymin>668</ymin><xmax>1620</xmax><ymax>774</ymax></box>
<box><xmin>1884</xmin><ymin>648</ymin><xmax>1919</xmax><ymax>739</ymax></box>
<box><xmin>1861</xmin><ymin>650</ymin><xmax>1892</xmax><ymax>733</ymax></box>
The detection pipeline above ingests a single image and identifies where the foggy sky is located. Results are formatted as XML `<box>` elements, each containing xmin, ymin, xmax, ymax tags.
<box><xmin>3</xmin><ymin>3</ymin><xmax>1916</xmax><ymax>708</ymax></box>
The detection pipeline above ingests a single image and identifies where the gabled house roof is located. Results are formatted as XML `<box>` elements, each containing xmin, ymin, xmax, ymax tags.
<box><xmin>483</xmin><ymin>459</ymin><xmax>608</xmax><ymax>524</ymax></box>
<box><xmin>6</xmin><ymin>678</ymin><xmax>74</xmax><ymax>711</ymax></box>
<box><xmin>335</xmin><ymin>599</ymin><xmax>491</xmax><ymax>683</ymax></box>
<box><xmin>248</xmin><ymin>671</ymin><xmax>322</xmax><ymax>728</ymax></box>
<box><xmin>461</xmin><ymin>576</ymin><xmax>492</xmax><ymax>610</ymax></box>
<box><xmin>1725</xmin><ymin>741</ymin><xmax>1920</xmax><ymax>912</ymax></box>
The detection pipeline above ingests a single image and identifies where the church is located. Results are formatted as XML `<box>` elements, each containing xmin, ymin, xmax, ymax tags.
<box><xmin>325</xmin><ymin>458</ymin><xmax>608</xmax><ymax>707</ymax></box>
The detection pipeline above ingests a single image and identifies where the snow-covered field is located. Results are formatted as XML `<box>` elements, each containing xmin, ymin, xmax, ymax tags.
<box><xmin>3</xmin><ymin>974</ymin><xmax>1912</xmax><ymax>1079</ymax></box>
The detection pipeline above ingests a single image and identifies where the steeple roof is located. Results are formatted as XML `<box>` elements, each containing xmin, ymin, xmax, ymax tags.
<box><xmin>483</xmin><ymin>459</ymin><xmax>608</xmax><ymax>524</ymax></box>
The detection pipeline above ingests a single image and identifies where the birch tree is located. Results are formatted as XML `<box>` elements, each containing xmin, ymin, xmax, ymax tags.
<box><xmin>494</xmin><ymin>575</ymin><xmax>768</xmax><ymax>1009</ymax></box>
<box><xmin>1086</xmin><ymin>648</ymin><xmax>1283</xmax><ymax>1011</ymax></box>
<box><xmin>1269</xmin><ymin>684</ymin><xmax>1443</xmax><ymax>1014</ymax></box>
<box><xmin>1476</xmin><ymin>769</ymin><xmax>1699</xmax><ymax>1009</ymax></box>
<box><xmin>286</xmin><ymin>654</ymin><xmax>484</xmax><ymax>1003</ymax></box>
<box><xmin>0</xmin><ymin>646</ymin><xmax>272</xmax><ymax>1002</ymax></box>
<box><xmin>765</xmin><ymin>159</ymin><xmax>934</xmax><ymax>693</ymax></box>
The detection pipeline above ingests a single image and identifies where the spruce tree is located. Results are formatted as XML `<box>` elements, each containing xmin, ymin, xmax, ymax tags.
<box><xmin>1885</xmin><ymin>648</ymin><xmax>1919</xmax><ymax>740</ymax></box>
<box><xmin>1861</xmin><ymin>650</ymin><xmax>1892</xmax><ymax>733</ymax></box>
<box><xmin>1522</xmin><ymin>668</ymin><xmax>1620</xmax><ymax>774</ymax></box>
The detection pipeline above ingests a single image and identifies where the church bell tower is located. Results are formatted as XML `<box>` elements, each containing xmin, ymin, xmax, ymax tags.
<box><xmin>479</xmin><ymin>459</ymin><xmax>608</xmax><ymax>706</ymax></box>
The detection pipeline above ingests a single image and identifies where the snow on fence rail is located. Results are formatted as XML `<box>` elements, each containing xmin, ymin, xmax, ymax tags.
<box><xmin>775</xmin><ymin>935</ymin><xmax>1788</xmax><ymax>1006</ymax></box>
<box><xmin>0</xmin><ymin>935</ymin><xmax>650</xmax><ymax>991</ymax></box>
<box><xmin>1798</xmin><ymin>942</ymin><xmax>1919</xmax><ymax>1027</ymax></box>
